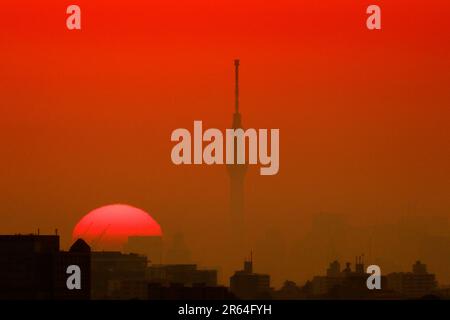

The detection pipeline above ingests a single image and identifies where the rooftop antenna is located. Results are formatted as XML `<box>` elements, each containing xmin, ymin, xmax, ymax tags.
<box><xmin>231</xmin><ymin>59</ymin><xmax>243</xmax><ymax>130</ymax></box>
<box><xmin>234</xmin><ymin>59</ymin><xmax>240</xmax><ymax>114</ymax></box>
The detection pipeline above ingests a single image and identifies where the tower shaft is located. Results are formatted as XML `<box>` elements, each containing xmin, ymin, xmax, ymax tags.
<box><xmin>227</xmin><ymin>59</ymin><xmax>247</xmax><ymax>247</ymax></box>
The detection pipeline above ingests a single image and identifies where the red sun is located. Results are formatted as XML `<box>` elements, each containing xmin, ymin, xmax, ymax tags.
<box><xmin>72</xmin><ymin>204</ymin><xmax>162</xmax><ymax>251</ymax></box>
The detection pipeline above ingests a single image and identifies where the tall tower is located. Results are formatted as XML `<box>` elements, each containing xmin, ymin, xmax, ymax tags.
<box><xmin>227</xmin><ymin>59</ymin><xmax>248</xmax><ymax>245</ymax></box>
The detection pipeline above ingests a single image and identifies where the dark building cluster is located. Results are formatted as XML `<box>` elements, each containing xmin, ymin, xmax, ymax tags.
<box><xmin>0</xmin><ymin>234</ymin><xmax>448</xmax><ymax>300</ymax></box>
<box><xmin>271</xmin><ymin>257</ymin><xmax>440</xmax><ymax>300</ymax></box>
<box><xmin>230</xmin><ymin>255</ymin><xmax>271</xmax><ymax>299</ymax></box>
<box><xmin>0</xmin><ymin>235</ymin><xmax>90</xmax><ymax>300</ymax></box>
<box><xmin>0</xmin><ymin>234</ymin><xmax>235</xmax><ymax>300</ymax></box>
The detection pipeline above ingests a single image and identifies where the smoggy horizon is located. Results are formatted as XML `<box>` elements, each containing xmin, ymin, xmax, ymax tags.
<box><xmin>1</xmin><ymin>0</ymin><xmax>450</xmax><ymax>287</ymax></box>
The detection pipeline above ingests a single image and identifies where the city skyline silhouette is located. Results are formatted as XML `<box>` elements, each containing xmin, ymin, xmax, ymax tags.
<box><xmin>0</xmin><ymin>230</ymin><xmax>447</xmax><ymax>300</ymax></box>
<box><xmin>1</xmin><ymin>0</ymin><xmax>450</xmax><ymax>300</ymax></box>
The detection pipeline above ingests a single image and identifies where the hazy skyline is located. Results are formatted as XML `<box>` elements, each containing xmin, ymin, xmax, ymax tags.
<box><xmin>1</xmin><ymin>0</ymin><xmax>450</xmax><ymax>287</ymax></box>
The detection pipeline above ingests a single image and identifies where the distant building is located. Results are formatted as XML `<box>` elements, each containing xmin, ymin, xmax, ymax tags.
<box><xmin>147</xmin><ymin>264</ymin><xmax>217</xmax><ymax>287</ymax></box>
<box><xmin>311</xmin><ymin>257</ymin><xmax>392</xmax><ymax>299</ymax></box>
<box><xmin>148</xmin><ymin>283</ymin><xmax>234</xmax><ymax>300</ymax></box>
<box><xmin>54</xmin><ymin>238</ymin><xmax>91</xmax><ymax>300</ymax></box>
<box><xmin>327</xmin><ymin>260</ymin><xmax>341</xmax><ymax>277</ymax></box>
<box><xmin>272</xmin><ymin>280</ymin><xmax>308</xmax><ymax>300</ymax></box>
<box><xmin>91</xmin><ymin>251</ymin><xmax>147</xmax><ymax>299</ymax></box>
<box><xmin>229</xmin><ymin>256</ymin><xmax>271</xmax><ymax>299</ymax></box>
<box><xmin>431</xmin><ymin>286</ymin><xmax>450</xmax><ymax>300</ymax></box>
<box><xmin>107</xmin><ymin>279</ymin><xmax>148</xmax><ymax>300</ymax></box>
<box><xmin>227</xmin><ymin>59</ymin><xmax>248</xmax><ymax>251</ymax></box>
<box><xmin>107</xmin><ymin>264</ymin><xmax>219</xmax><ymax>300</ymax></box>
<box><xmin>92</xmin><ymin>253</ymin><xmax>218</xmax><ymax>300</ymax></box>
<box><xmin>165</xmin><ymin>233</ymin><xmax>191</xmax><ymax>264</ymax></box>
<box><xmin>311</xmin><ymin>260</ymin><xmax>345</xmax><ymax>296</ymax></box>
<box><xmin>124</xmin><ymin>235</ymin><xmax>162</xmax><ymax>264</ymax></box>
<box><xmin>0</xmin><ymin>235</ymin><xmax>90</xmax><ymax>300</ymax></box>
<box><xmin>386</xmin><ymin>261</ymin><xmax>438</xmax><ymax>298</ymax></box>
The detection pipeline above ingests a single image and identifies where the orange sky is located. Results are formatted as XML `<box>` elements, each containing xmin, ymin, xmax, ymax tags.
<box><xmin>1</xmin><ymin>0</ymin><xmax>450</xmax><ymax>284</ymax></box>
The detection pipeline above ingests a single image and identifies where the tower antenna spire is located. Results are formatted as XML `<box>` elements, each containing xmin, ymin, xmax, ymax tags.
<box><xmin>234</xmin><ymin>59</ymin><xmax>240</xmax><ymax>114</ymax></box>
<box><xmin>228</xmin><ymin>59</ymin><xmax>246</xmax><ymax>257</ymax></box>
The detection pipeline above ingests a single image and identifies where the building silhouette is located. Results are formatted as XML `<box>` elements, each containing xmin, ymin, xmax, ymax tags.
<box><xmin>124</xmin><ymin>235</ymin><xmax>162</xmax><ymax>264</ymax></box>
<box><xmin>272</xmin><ymin>280</ymin><xmax>308</xmax><ymax>300</ymax></box>
<box><xmin>311</xmin><ymin>256</ymin><xmax>395</xmax><ymax>299</ymax></box>
<box><xmin>148</xmin><ymin>283</ymin><xmax>235</xmax><ymax>300</ymax></box>
<box><xmin>104</xmin><ymin>262</ymin><xmax>219</xmax><ymax>299</ymax></box>
<box><xmin>0</xmin><ymin>232</ymin><xmax>445</xmax><ymax>300</ymax></box>
<box><xmin>56</xmin><ymin>238</ymin><xmax>91</xmax><ymax>300</ymax></box>
<box><xmin>165</xmin><ymin>233</ymin><xmax>191</xmax><ymax>264</ymax></box>
<box><xmin>312</xmin><ymin>260</ymin><xmax>349</xmax><ymax>297</ymax></box>
<box><xmin>107</xmin><ymin>279</ymin><xmax>148</xmax><ymax>300</ymax></box>
<box><xmin>230</xmin><ymin>254</ymin><xmax>271</xmax><ymax>299</ymax></box>
<box><xmin>386</xmin><ymin>261</ymin><xmax>437</xmax><ymax>298</ymax></box>
<box><xmin>147</xmin><ymin>264</ymin><xmax>217</xmax><ymax>287</ymax></box>
<box><xmin>226</xmin><ymin>59</ymin><xmax>248</xmax><ymax>247</ymax></box>
<box><xmin>0</xmin><ymin>235</ymin><xmax>90</xmax><ymax>300</ymax></box>
<box><xmin>91</xmin><ymin>251</ymin><xmax>147</xmax><ymax>299</ymax></box>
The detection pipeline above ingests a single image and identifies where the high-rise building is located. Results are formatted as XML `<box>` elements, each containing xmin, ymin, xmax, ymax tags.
<box><xmin>165</xmin><ymin>233</ymin><xmax>191</xmax><ymax>264</ymax></box>
<box><xmin>0</xmin><ymin>235</ymin><xmax>91</xmax><ymax>300</ymax></box>
<box><xmin>55</xmin><ymin>238</ymin><xmax>91</xmax><ymax>300</ymax></box>
<box><xmin>386</xmin><ymin>261</ymin><xmax>437</xmax><ymax>298</ymax></box>
<box><xmin>91</xmin><ymin>251</ymin><xmax>147</xmax><ymax>299</ymax></box>
<box><xmin>124</xmin><ymin>235</ymin><xmax>162</xmax><ymax>264</ymax></box>
<box><xmin>226</xmin><ymin>59</ymin><xmax>248</xmax><ymax>246</ymax></box>
<box><xmin>312</xmin><ymin>256</ymin><xmax>388</xmax><ymax>298</ymax></box>
<box><xmin>148</xmin><ymin>283</ymin><xmax>234</xmax><ymax>300</ymax></box>
<box><xmin>230</xmin><ymin>256</ymin><xmax>271</xmax><ymax>299</ymax></box>
<box><xmin>146</xmin><ymin>264</ymin><xmax>217</xmax><ymax>287</ymax></box>
<box><xmin>146</xmin><ymin>265</ymin><xmax>225</xmax><ymax>300</ymax></box>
